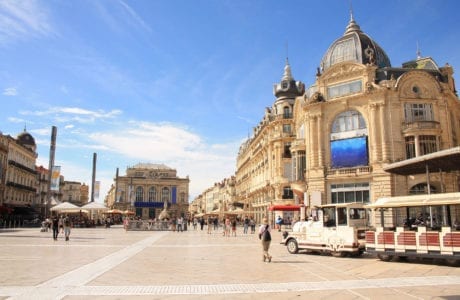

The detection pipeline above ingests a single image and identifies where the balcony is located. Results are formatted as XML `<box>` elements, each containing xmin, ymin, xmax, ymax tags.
<box><xmin>291</xmin><ymin>139</ymin><xmax>305</xmax><ymax>151</ymax></box>
<box><xmin>326</xmin><ymin>166</ymin><xmax>372</xmax><ymax>176</ymax></box>
<box><xmin>401</xmin><ymin>121</ymin><xmax>440</xmax><ymax>133</ymax></box>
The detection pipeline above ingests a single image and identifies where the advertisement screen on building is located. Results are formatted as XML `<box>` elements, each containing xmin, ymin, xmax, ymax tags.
<box><xmin>331</xmin><ymin>136</ymin><xmax>368</xmax><ymax>168</ymax></box>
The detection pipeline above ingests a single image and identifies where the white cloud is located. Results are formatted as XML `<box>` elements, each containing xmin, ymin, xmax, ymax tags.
<box><xmin>20</xmin><ymin>106</ymin><xmax>122</xmax><ymax>123</ymax></box>
<box><xmin>117</xmin><ymin>0</ymin><xmax>151</xmax><ymax>33</ymax></box>
<box><xmin>7</xmin><ymin>116</ymin><xmax>25</xmax><ymax>123</ymax></box>
<box><xmin>87</xmin><ymin>120</ymin><xmax>239</xmax><ymax>199</ymax></box>
<box><xmin>0</xmin><ymin>0</ymin><xmax>55</xmax><ymax>44</ymax></box>
<box><xmin>3</xmin><ymin>87</ymin><xmax>17</xmax><ymax>96</ymax></box>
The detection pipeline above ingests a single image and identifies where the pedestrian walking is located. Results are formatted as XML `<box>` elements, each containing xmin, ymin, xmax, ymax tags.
<box><xmin>199</xmin><ymin>218</ymin><xmax>204</xmax><ymax>230</ymax></box>
<box><xmin>231</xmin><ymin>218</ymin><xmax>237</xmax><ymax>236</ymax></box>
<box><xmin>193</xmin><ymin>217</ymin><xmax>197</xmax><ymax>230</ymax></box>
<box><xmin>207</xmin><ymin>216</ymin><xmax>212</xmax><ymax>234</ymax></box>
<box><xmin>243</xmin><ymin>216</ymin><xmax>249</xmax><ymax>234</ymax></box>
<box><xmin>224</xmin><ymin>218</ymin><xmax>231</xmax><ymax>237</ymax></box>
<box><xmin>58</xmin><ymin>215</ymin><xmax>64</xmax><ymax>233</ymax></box>
<box><xmin>52</xmin><ymin>215</ymin><xmax>59</xmax><ymax>241</ymax></box>
<box><xmin>177</xmin><ymin>217</ymin><xmax>183</xmax><ymax>232</ymax></box>
<box><xmin>258</xmin><ymin>218</ymin><xmax>272</xmax><ymax>262</ymax></box>
<box><xmin>250</xmin><ymin>217</ymin><xmax>255</xmax><ymax>234</ymax></box>
<box><xmin>276</xmin><ymin>215</ymin><xmax>283</xmax><ymax>232</ymax></box>
<box><xmin>63</xmin><ymin>215</ymin><xmax>71</xmax><ymax>241</ymax></box>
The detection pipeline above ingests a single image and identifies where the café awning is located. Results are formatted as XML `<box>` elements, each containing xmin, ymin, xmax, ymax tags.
<box><xmin>269</xmin><ymin>205</ymin><xmax>301</xmax><ymax>211</ymax></box>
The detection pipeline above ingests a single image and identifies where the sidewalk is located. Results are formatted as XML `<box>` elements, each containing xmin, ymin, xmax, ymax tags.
<box><xmin>0</xmin><ymin>226</ymin><xmax>459</xmax><ymax>299</ymax></box>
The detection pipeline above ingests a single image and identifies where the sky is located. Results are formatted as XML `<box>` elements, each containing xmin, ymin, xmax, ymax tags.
<box><xmin>1</xmin><ymin>0</ymin><xmax>459</xmax><ymax>202</ymax></box>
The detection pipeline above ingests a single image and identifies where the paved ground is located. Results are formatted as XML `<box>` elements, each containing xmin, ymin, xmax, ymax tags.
<box><xmin>0</xmin><ymin>225</ymin><xmax>459</xmax><ymax>300</ymax></box>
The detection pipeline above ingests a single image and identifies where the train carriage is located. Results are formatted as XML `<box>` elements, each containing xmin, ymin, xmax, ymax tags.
<box><xmin>365</xmin><ymin>147</ymin><xmax>460</xmax><ymax>265</ymax></box>
<box><xmin>365</xmin><ymin>192</ymin><xmax>460</xmax><ymax>265</ymax></box>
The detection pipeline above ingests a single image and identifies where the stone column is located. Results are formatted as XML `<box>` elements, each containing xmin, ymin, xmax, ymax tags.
<box><xmin>369</xmin><ymin>104</ymin><xmax>378</xmax><ymax>163</ymax></box>
<box><xmin>317</xmin><ymin>114</ymin><xmax>323</xmax><ymax>167</ymax></box>
<box><xmin>379</xmin><ymin>103</ymin><xmax>387</xmax><ymax>161</ymax></box>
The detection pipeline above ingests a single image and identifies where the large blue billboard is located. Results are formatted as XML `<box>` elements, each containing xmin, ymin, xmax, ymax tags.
<box><xmin>330</xmin><ymin>136</ymin><xmax>368</xmax><ymax>168</ymax></box>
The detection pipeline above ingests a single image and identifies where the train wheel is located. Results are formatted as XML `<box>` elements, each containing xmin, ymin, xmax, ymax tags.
<box><xmin>332</xmin><ymin>251</ymin><xmax>347</xmax><ymax>257</ymax></box>
<box><xmin>445</xmin><ymin>258</ymin><xmax>460</xmax><ymax>267</ymax></box>
<box><xmin>377</xmin><ymin>254</ymin><xmax>393</xmax><ymax>261</ymax></box>
<box><xmin>286</xmin><ymin>239</ymin><xmax>299</xmax><ymax>254</ymax></box>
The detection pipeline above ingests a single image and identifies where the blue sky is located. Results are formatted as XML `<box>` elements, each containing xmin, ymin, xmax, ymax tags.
<box><xmin>1</xmin><ymin>0</ymin><xmax>459</xmax><ymax>202</ymax></box>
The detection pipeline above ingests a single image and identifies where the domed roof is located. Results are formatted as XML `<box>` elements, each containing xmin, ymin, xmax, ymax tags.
<box><xmin>273</xmin><ymin>59</ymin><xmax>305</xmax><ymax>99</ymax></box>
<box><xmin>17</xmin><ymin>129</ymin><xmax>36</xmax><ymax>151</ymax></box>
<box><xmin>320</xmin><ymin>14</ymin><xmax>391</xmax><ymax>72</ymax></box>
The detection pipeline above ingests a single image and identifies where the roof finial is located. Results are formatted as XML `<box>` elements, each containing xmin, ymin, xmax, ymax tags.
<box><xmin>282</xmin><ymin>57</ymin><xmax>293</xmax><ymax>81</ymax></box>
<box><xmin>285</xmin><ymin>41</ymin><xmax>289</xmax><ymax>61</ymax></box>
<box><xmin>416</xmin><ymin>41</ymin><xmax>422</xmax><ymax>59</ymax></box>
<box><xmin>350</xmin><ymin>0</ymin><xmax>354</xmax><ymax>22</ymax></box>
<box><xmin>344</xmin><ymin>2</ymin><xmax>361</xmax><ymax>35</ymax></box>
<box><xmin>24</xmin><ymin>123</ymin><xmax>27</xmax><ymax>132</ymax></box>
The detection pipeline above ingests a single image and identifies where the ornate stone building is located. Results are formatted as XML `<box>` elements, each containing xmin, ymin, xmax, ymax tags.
<box><xmin>0</xmin><ymin>134</ymin><xmax>8</xmax><ymax>207</ymax></box>
<box><xmin>289</xmin><ymin>14</ymin><xmax>460</xmax><ymax>224</ymax></box>
<box><xmin>230</xmin><ymin>13</ymin><xmax>460</xmax><ymax>225</ymax></box>
<box><xmin>235</xmin><ymin>60</ymin><xmax>305</xmax><ymax>223</ymax></box>
<box><xmin>1</xmin><ymin>130</ymin><xmax>38</xmax><ymax>217</ymax></box>
<box><xmin>190</xmin><ymin>176</ymin><xmax>236</xmax><ymax>218</ymax></box>
<box><xmin>112</xmin><ymin>163</ymin><xmax>189</xmax><ymax>219</ymax></box>
<box><xmin>61</xmin><ymin>181</ymin><xmax>88</xmax><ymax>207</ymax></box>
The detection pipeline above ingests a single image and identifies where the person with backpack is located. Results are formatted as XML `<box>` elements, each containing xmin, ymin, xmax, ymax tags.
<box><xmin>258</xmin><ymin>217</ymin><xmax>272</xmax><ymax>262</ymax></box>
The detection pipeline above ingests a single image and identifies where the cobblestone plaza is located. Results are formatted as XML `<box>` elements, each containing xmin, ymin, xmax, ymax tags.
<box><xmin>0</xmin><ymin>226</ymin><xmax>459</xmax><ymax>299</ymax></box>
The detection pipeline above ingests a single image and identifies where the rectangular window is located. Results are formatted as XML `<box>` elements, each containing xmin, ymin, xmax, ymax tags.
<box><xmin>419</xmin><ymin>135</ymin><xmax>437</xmax><ymax>155</ymax></box>
<box><xmin>405</xmin><ymin>136</ymin><xmax>416</xmax><ymax>159</ymax></box>
<box><xmin>283</xmin><ymin>143</ymin><xmax>291</xmax><ymax>158</ymax></box>
<box><xmin>283</xmin><ymin>124</ymin><xmax>291</xmax><ymax>133</ymax></box>
<box><xmin>330</xmin><ymin>182</ymin><xmax>370</xmax><ymax>204</ymax></box>
<box><xmin>327</xmin><ymin>80</ymin><xmax>362</xmax><ymax>99</ymax></box>
<box><xmin>404</xmin><ymin>103</ymin><xmax>434</xmax><ymax>122</ymax></box>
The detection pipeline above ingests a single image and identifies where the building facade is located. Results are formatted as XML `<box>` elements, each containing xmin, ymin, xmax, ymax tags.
<box><xmin>190</xmin><ymin>176</ymin><xmax>236</xmax><ymax>218</ymax></box>
<box><xmin>235</xmin><ymin>60</ymin><xmax>305</xmax><ymax>224</ymax></box>
<box><xmin>0</xmin><ymin>134</ymin><xmax>8</xmax><ymax>207</ymax></box>
<box><xmin>113</xmin><ymin>163</ymin><xmax>189</xmax><ymax>219</ymax></box>
<box><xmin>289</xmin><ymin>15</ymin><xmax>460</xmax><ymax>224</ymax></box>
<box><xmin>230</xmin><ymin>14</ymin><xmax>460</xmax><ymax>225</ymax></box>
<box><xmin>61</xmin><ymin>181</ymin><xmax>88</xmax><ymax>207</ymax></box>
<box><xmin>1</xmin><ymin>130</ymin><xmax>38</xmax><ymax>218</ymax></box>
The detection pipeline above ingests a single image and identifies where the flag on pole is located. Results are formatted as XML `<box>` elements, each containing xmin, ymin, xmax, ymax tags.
<box><xmin>94</xmin><ymin>181</ymin><xmax>100</xmax><ymax>199</ymax></box>
<box><xmin>50</xmin><ymin>166</ymin><xmax>61</xmax><ymax>191</ymax></box>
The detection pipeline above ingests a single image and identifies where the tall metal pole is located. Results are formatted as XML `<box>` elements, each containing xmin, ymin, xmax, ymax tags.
<box><xmin>114</xmin><ymin>167</ymin><xmax>119</xmax><ymax>205</ymax></box>
<box><xmin>45</xmin><ymin>126</ymin><xmax>57</xmax><ymax>218</ymax></box>
<box><xmin>91</xmin><ymin>153</ymin><xmax>97</xmax><ymax>202</ymax></box>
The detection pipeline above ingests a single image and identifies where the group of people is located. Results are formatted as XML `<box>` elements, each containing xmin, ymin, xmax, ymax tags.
<box><xmin>194</xmin><ymin>215</ymin><xmax>274</xmax><ymax>262</ymax></box>
<box><xmin>50</xmin><ymin>214</ymin><xmax>72</xmax><ymax>241</ymax></box>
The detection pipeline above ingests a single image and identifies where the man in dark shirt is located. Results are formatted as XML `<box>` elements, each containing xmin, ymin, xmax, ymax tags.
<box><xmin>52</xmin><ymin>215</ymin><xmax>59</xmax><ymax>240</ymax></box>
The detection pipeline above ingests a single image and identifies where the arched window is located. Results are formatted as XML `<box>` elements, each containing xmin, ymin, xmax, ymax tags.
<box><xmin>161</xmin><ymin>187</ymin><xmax>170</xmax><ymax>202</ymax></box>
<box><xmin>331</xmin><ymin>110</ymin><xmax>366</xmax><ymax>134</ymax></box>
<box><xmin>409</xmin><ymin>183</ymin><xmax>436</xmax><ymax>195</ymax></box>
<box><xmin>283</xmin><ymin>106</ymin><xmax>291</xmax><ymax>119</ymax></box>
<box><xmin>148</xmin><ymin>187</ymin><xmax>156</xmax><ymax>202</ymax></box>
<box><xmin>135</xmin><ymin>186</ymin><xmax>144</xmax><ymax>201</ymax></box>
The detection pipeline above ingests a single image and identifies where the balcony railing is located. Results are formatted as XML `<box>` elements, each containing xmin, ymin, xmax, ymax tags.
<box><xmin>401</xmin><ymin>121</ymin><xmax>440</xmax><ymax>132</ymax></box>
<box><xmin>326</xmin><ymin>166</ymin><xmax>372</xmax><ymax>176</ymax></box>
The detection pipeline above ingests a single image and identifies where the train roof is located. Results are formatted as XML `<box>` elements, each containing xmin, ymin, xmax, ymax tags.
<box><xmin>365</xmin><ymin>192</ymin><xmax>460</xmax><ymax>208</ymax></box>
<box><xmin>383</xmin><ymin>147</ymin><xmax>460</xmax><ymax>175</ymax></box>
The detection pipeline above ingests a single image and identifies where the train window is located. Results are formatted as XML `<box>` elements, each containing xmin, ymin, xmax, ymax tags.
<box><xmin>337</xmin><ymin>207</ymin><xmax>347</xmax><ymax>225</ymax></box>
